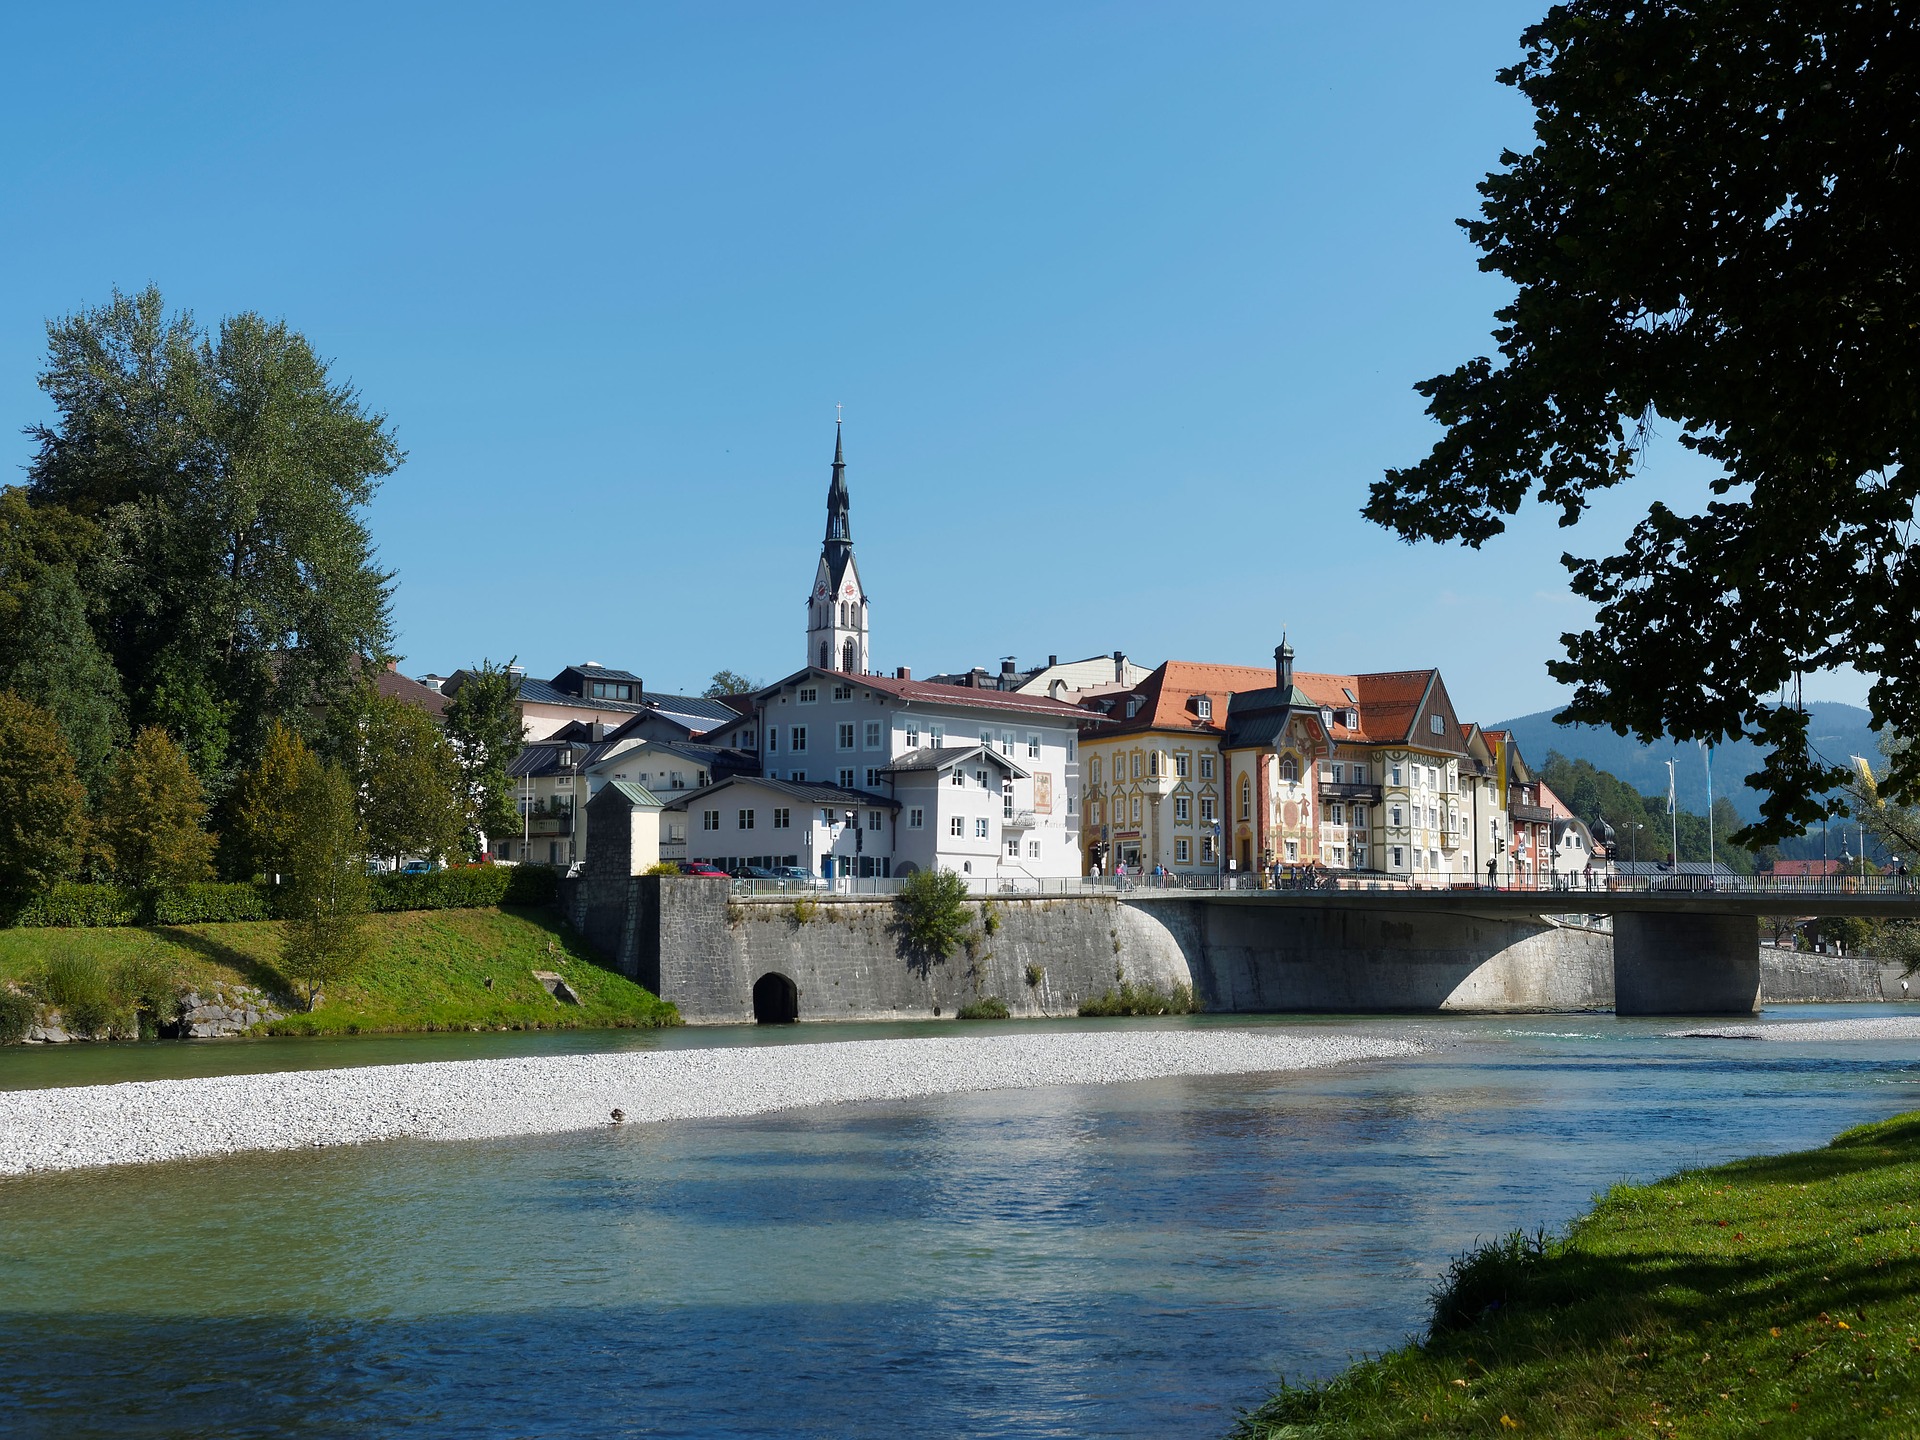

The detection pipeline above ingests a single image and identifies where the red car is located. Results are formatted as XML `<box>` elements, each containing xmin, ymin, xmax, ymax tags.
<box><xmin>678</xmin><ymin>862</ymin><xmax>731</xmax><ymax>878</ymax></box>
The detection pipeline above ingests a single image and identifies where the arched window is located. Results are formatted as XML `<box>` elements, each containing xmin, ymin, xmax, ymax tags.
<box><xmin>819</xmin><ymin>642</ymin><xmax>830</xmax><ymax>669</ymax></box>
<box><xmin>842</xmin><ymin>636</ymin><xmax>858</xmax><ymax>673</ymax></box>
<box><xmin>1239</xmin><ymin>778</ymin><xmax>1252</xmax><ymax>820</ymax></box>
<box><xmin>1279</xmin><ymin>757</ymin><xmax>1298</xmax><ymax>783</ymax></box>
<box><xmin>840</xmin><ymin>601</ymin><xmax>850</xmax><ymax>626</ymax></box>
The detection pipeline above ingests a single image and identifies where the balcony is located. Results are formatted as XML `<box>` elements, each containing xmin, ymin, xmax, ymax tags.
<box><xmin>523</xmin><ymin>808</ymin><xmax>575</xmax><ymax>837</ymax></box>
<box><xmin>1319</xmin><ymin>781</ymin><xmax>1383</xmax><ymax>803</ymax></box>
<box><xmin>1004</xmin><ymin>809</ymin><xmax>1038</xmax><ymax>829</ymax></box>
<box><xmin>1511</xmin><ymin>803</ymin><xmax>1554</xmax><ymax>825</ymax></box>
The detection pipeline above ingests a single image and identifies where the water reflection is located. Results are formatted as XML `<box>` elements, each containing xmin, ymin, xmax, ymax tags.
<box><xmin>2</xmin><ymin>1010</ymin><xmax>1918</xmax><ymax>1438</ymax></box>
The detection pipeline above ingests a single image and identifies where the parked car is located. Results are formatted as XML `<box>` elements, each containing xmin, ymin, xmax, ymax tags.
<box><xmin>677</xmin><ymin>862</ymin><xmax>730</xmax><ymax>878</ymax></box>
<box><xmin>771</xmin><ymin>865</ymin><xmax>822</xmax><ymax>887</ymax></box>
<box><xmin>729</xmin><ymin>865</ymin><xmax>779</xmax><ymax>880</ymax></box>
<box><xmin>401</xmin><ymin>861</ymin><xmax>435</xmax><ymax>876</ymax></box>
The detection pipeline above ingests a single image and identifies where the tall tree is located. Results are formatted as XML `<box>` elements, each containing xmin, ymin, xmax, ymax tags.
<box><xmin>704</xmin><ymin>670</ymin><xmax>759</xmax><ymax>698</ymax></box>
<box><xmin>0</xmin><ymin>566</ymin><xmax>128</xmax><ymax>793</ymax></box>
<box><xmin>226</xmin><ymin>720</ymin><xmax>316</xmax><ymax>880</ymax></box>
<box><xmin>279</xmin><ymin>756</ymin><xmax>371</xmax><ymax>1010</ymax></box>
<box><xmin>1365</xmin><ymin>2</ymin><xmax>1919</xmax><ymax>843</ymax></box>
<box><xmin>334</xmin><ymin>686</ymin><xmax>464</xmax><ymax>867</ymax></box>
<box><xmin>442</xmin><ymin>659</ymin><xmax>524</xmax><ymax>858</ymax></box>
<box><xmin>26</xmin><ymin>285</ymin><xmax>401</xmax><ymax>788</ymax></box>
<box><xmin>93</xmin><ymin>727</ymin><xmax>216</xmax><ymax>887</ymax></box>
<box><xmin>0</xmin><ymin>692</ymin><xmax>89</xmax><ymax>911</ymax></box>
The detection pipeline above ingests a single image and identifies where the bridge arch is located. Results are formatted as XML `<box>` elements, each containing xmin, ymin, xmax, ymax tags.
<box><xmin>752</xmin><ymin>972</ymin><xmax>800</xmax><ymax>1024</ymax></box>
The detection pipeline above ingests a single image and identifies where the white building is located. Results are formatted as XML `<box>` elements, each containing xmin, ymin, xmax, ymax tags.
<box><xmin>693</xmin><ymin>426</ymin><xmax>1090</xmax><ymax>880</ymax></box>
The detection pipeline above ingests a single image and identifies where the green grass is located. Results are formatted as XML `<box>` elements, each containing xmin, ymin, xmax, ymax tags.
<box><xmin>1078</xmin><ymin>980</ymin><xmax>1198</xmax><ymax>1016</ymax></box>
<box><xmin>1231</xmin><ymin>1110</ymin><xmax>1920</xmax><ymax>1438</ymax></box>
<box><xmin>0</xmin><ymin>907</ymin><xmax>679</xmax><ymax>1037</ymax></box>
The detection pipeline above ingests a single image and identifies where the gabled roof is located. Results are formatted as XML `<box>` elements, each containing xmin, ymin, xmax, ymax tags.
<box><xmin>597</xmin><ymin>780</ymin><xmax>662</xmax><ymax>809</ymax></box>
<box><xmin>1084</xmin><ymin>661</ymin><xmax>1278</xmax><ymax>738</ymax></box>
<box><xmin>883</xmin><ymin>744</ymin><xmax>1030</xmax><ymax>779</ymax></box>
<box><xmin>663</xmin><ymin>773</ymin><xmax>900</xmax><ymax>812</ymax></box>
<box><xmin>756</xmin><ymin>667</ymin><xmax>1095</xmax><ymax>722</ymax></box>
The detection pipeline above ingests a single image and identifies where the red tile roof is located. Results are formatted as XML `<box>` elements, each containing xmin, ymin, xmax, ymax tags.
<box><xmin>1084</xmin><ymin>659</ymin><xmax>1455</xmax><ymax>749</ymax></box>
<box><xmin>1766</xmin><ymin>858</ymin><xmax>1846</xmax><ymax>877</ymax></box>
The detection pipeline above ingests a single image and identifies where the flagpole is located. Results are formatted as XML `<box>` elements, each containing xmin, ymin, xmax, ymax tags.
<box><xmin>1702</xmin><ymin>742</ymin><xmax>1715</xmax><ymax>875</ymax></box>
<box><xmin>1665</xmin><ymin>758</ymin><xmax>1679</xmax><ymax>868</ymax></box>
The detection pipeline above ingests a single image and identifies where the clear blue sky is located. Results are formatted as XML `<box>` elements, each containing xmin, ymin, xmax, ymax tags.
<box><xmin>0</xmin><ymin>3</ymin><xmax>1866</xmax><ymax>720</ymax></box>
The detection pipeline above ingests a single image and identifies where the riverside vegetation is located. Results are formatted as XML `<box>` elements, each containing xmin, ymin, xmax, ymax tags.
<box><xmin>0</xmin><ymin>906</ymin><xmax>678</xmax><ymax>1041</ymax></box>
<box><xmin>1231</xmin><ymin>1110</ymin><xmax>1920</xmax><ymax>1438</ymax></box>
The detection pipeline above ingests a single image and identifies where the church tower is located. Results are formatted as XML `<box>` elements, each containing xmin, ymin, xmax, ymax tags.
<box><xmin>807</xmin><ymin>422</ymin><xmax>869</xmax><ymax>673</ymax></box>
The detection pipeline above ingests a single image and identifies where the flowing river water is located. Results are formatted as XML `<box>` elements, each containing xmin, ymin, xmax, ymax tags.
<box><xmin>2</xmin><ymin>1006</ymin><xmax>1916</xmax><ymax>1438</ymax></box>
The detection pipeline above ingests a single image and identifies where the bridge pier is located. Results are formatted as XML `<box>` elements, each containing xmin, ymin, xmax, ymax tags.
<box><xmin>1612</xmin><ymin>911</ymin><xmax>1760</xmax><ymax>1016</ymax></box>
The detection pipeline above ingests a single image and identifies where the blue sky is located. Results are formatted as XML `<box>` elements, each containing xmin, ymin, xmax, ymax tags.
<box><xmin>0</xmin><ymin>3</ymin><xmax>1866</xmax><ymax>719</ymax></box>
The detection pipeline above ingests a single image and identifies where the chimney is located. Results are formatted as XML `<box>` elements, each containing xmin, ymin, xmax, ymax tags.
<box><xmin>1275</xmin><ymin>640</ymin><xmax>1295</xmax><ymax>691</ymax></box>
<box><xmin>1000</xmin><ymin>658</ymin><xmax>1018</xmax><ymax>689</ymax></box>
<box><xmin>588</xmin><ymin>721</ymin><xmax>606</xmax><ymax>741</ymax></box>
<box><xmin>1048</xmin><ymin>654</ymin><xmax>1058</xmax><ymax>668</ymax></box>
<box><xmin>1112</xmin><ymin>650</ymin><xmax>1126</xmax><ymax>683</ymax></box>
<box><xmin>385</xmin><ymin>659</ymin><xmax>399</xmax><ymax>673</ymax></box>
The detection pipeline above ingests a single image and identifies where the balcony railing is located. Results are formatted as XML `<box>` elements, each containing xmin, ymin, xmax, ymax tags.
<box><xmin>1511</xmin><ymin>803</ymin><xmax>1554</xmax><ymax>825</ymax></box>
<box><xmin>1318</xmin><ymin>781</ymin><xmax>1384</xmax><ymax>802</ymax></box>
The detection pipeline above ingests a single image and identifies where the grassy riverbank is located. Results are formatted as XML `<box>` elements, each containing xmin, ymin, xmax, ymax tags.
<box><xmin>1234</xmin><ymin>1110</ymin><xmax>1920</xmax><ymax>1438</ymax></box>
<box><xmin>0</xmin><ymin>908</ymin><xmax>679</xmax><ymax>1036</ymax></box>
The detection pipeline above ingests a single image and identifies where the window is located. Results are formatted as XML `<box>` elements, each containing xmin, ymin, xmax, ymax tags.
<box><xmin>865</xmin><ymin>767</ymin><xmax>881</xmax><ymax>787</ymax></box>
<box><xmin>1391</xmin><ymin>845</ymin><xmax>1405</xmax><ymax>869</ymax></box>
<box><xmin>981</xmin><ymin>729</ymin><xmax>993</xmax><ymax>746</ymax></box>
<box><xmin>554</xmin><ymin>774</ymin><xmax>572</xmax><ymax>787</ymax></box>
<box><xmin>975</xmin><ymin>818</ymin><xmax>990</xmax><ymax>838</ymax></box>
<box><xmin>837</xmin><ymin>723</ymin><xmax>854</xmax><ymax>750</ymax></box>
<box><xmin>864</xmin><ymin>720</ymin><xmax>883</xmax><ymax>748</ymax></box>
<box><xmin>1131</xmin><ymin>797</ymin><xmax>1142</xmax><ymax>824</ymax></box>
<box><xmin>798</xmin><ymin>687</ymin><xmax>817</xmax><ymax>704</ymax></box>
<box><xmin>1279</xmin><ymin>758</ymin><xmax>1297</xmax><ymax>783</ymax></box>
<box><xmin>1284</xmin><ymin>839</ymin><xmax>1298</xmax><ymax>862</ymax></box>
<box><xmin>791</xmin><ymin>726</ymin><xmax>808</xmax><ymax>752</ymax></box>
<box><xmin>1131</xmin><ymin>753</ymin><xmax>1141</xmax><ymax>779</ymax></box>
<box><xmin>950</xmin><ymin>816</ymin><xmax>964</xmax><ymax>836</ymax></box>
<box><xmin>1006</xmin><ymin>839</ymin><xmax>1020</xmax><ymax>857</ymax></box>
<box><xmin>767</xmin><ymin>728</ymin><xmax>779</xmax><ymax>753</ymax></box>
<box><xmin>1003</xmin><ymin>781</ymin><xmax>1014</xmax><ymax>819</ymax></box>
<box><xmin>1090</xmin><ymin>757</ymin><xmax>1102</xmax><ymax>784</ymax></box>
<box><xmin>1175</xmin><ymin>838</ymin><xmax>1190</xmax><ymax>863</ymax></box>
<box><xmin>1390</xmin><ymin>804</ymin><xmax>1404</xmax><ymax>827</ymax></box>
<box><xmin>742</xmin><ymin>729</ymin><xmax>756</xmax><ymax>748</ymax></box>
<box><xmin>1000</xmin><ymin>730</ymin><xmax>1014</xmax><ymax>754</ymax></box>
<box><xmin>1196</xmin><ymin>697</ymin><xmax>1212</xmax><ymax>720</ymax></box>
<box><xmin>822</xmin><ymin>809</ymin><xmax>836</xmax><ymax>825</ymax></box>
<box><xmin>1352</xmin><ymin>805</ymin><xmax>1367</xmax><ymax>827</ymax></box>
<box><xmin>929</xmin><ymin>724</ymin><xmax>944</xmax><ymax>746</ymax></box>
<box><xmin>791</xmin><ymin>770</ymin><xmax>807</xmax><ymax>782</ymax></box>
<box><xmin>1350</xmin><ymin>761</ymin><xmax>1366</xmax><ymax>783</ymax></box>
<box><xmin>951</xmin><ymin>769</ymin><xmax>965</xmax><ymax>787</ymax></box>
<box><xmin>1390</xmin><ymin>762</ymin><xmax>1403</xmax><ymax>785</ymax></box>
<box><xmin>1200</xmin><ymin>797</ymin><xmax>1216</xmax><ymax>822</ymax></box>
<box><xmin>1239</xmin><ymin>780</ymin><xmax>1252</xmax><ymax>819</ymax></box>
<box><xmin>1066</xmin><ymin>795</ymin><xmax>1075</xmax><ymax>816</ymax></box>
<box><xmin>1330</xmin><ymin>802</ymin><xmax>1344</xmax><ymax>824</ymax></box>
<box><xmin>1201</xmin><ymin>835</ymin><xmax>1216</xmax><ymax>862</ymax></box>
<box><xmin>908</xmin><ymin>808</ymin><xmax>924</xmax><ymax>829</ymax></box>
<box><xmin>772</xmin><ymin>808</ymin><xmax>791</xmax><ymax>829</ymax></box>
<box><xmin>1090</xmin><ymin>801</ymin><xmax>1102</xmax><ymax>824</ymax></box>
<box><xmin>974</xmin><ymin>769</ymin><xmax>989</xmax><ymax>788</ymax></box>
<box><xmin>1199</xmin><ymin>755</ymin><xmax>1214</xmax><ymax>780</ymax></box>
<box><xmin>838</xmin><ymin>768</ymin><xmax>855</xmax><ymax>789</ymax></box>
<box><xmin>1175</xmin><ymin>753</ymin><xmax>1190</xmax><ymax>778</ymax></box>
<box><xmin>833</xmin><ymin>683</ymin><xmax>853</xmax><ymax>701</ymax></box>
<box><xmin>869</xmin><ymin>811</ymin><xmax>885</xmax><ymax>831</ymax></box>
<box><xmin>737</xmin><ymin>809</ymin><xmax>755</xmax><ymax>829</ymax></box>
<box><xmin>1430</xmin><ymin>714</ymin><xmax>1445</xmax><ymax>735</ymax></box>
<box><xmin>1149</xmin><ymin>751</ymin><xmax>1159</xmax><ymax>777</ymax></box>
<box><xmin>1331</xmin><ymin>762</ymin><xmax>1344</xmax><ymax>783</ymax></box>
<box><xmin>904</xmin><ymin>722</ymin><xmax>920</xmax><ymax>747</ymax></box>
<box><xmin>702</xmin><ymin>810</ymin><xmax>721</xmax><ymax>831</ymax></box>
<box><xmin>1174</xmin><ymin>796</ymin><xmax>1190</xmax><ymax>822</ymax></box>
<box><xmin>1028</xmin><ymin>841</ymin><xmax>1040</xmax><ymax>858</ymax></box>
<box><xmin>1027</xmin><ymin>733</ymin><xmax>1040</xmax><ymax>758</ymax></box>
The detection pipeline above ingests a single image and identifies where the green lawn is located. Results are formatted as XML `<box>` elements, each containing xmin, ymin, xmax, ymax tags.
<box><xmin>0</xmin><ymin>907</ymin><xmax>679</xmax><ymax>1036</ymax></box>
<box><xmin>1233</xmin><ymin>1111</ymin><xmax>1920</xmax><ymax>1438</ymax></box>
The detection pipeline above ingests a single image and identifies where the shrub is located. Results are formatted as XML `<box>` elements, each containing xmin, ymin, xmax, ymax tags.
<box><xmin>790</xmin><ymin>895</ymin><xmax>820</xmax><ymax>925</ymax></box>
<box><xmin>150</xmin><ymin>882</ymin><xmax>273</xmax><ymax>924</ymax></box>
<box><xmin>0</xmin><ymin>987</ymin><xmax>36</xmax><ymax>1044</ymax></box>
<box><xmin>36</xmin><ymin>952</ymin><xmax>124</xmax><ymax>1038</ymax></box>
<box><xmin>1024</xmin><ymin>962</ymin><xmax>1045</xmax><ymax>989</ymax></box>
<box><xmin>1078</xmin><ymin>980</ymin><xmax>1199</xmax><ymax>1017</ymax></box>
<box><xmin>13</xmin><ymin>882</ymin><xmax>143</xmax><ymax>928</ymax></box>
<box><xmin>956</xmin><ymin>996</ymin><xmax>1010</xmax><ymax>1020</ymax></box>
<box><xmin>894</xmin><ymin>869</ymin><xmax>973</xmax><ymax>961</ymax></box>
<box><xmin>368</xmin><ymin>864</ymin><xmax>557</xmax><ymax>912</ymax></box>
<box><xmin>642</xmin><ymin>861</ymin><xmax>681</xmax><ymax>876</ymax></box>
<box><xmin>1427</xmin><ymin>1229</ymin><xmax>1551</xmax><ymax>1337</ymax></box>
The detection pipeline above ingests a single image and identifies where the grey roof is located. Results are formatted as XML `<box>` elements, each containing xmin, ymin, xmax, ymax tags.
<box><xmin>1221</xmin><ymin>684</ymin><xmax>1322</xmax><ymax>750</ymax></box>
<box><xmin>883</xmin><ymin>744</ymin><xmax>1030</xmax><ymax>779</ymax></box>
<box><xmin>1609</xmin><ymin>861</ymin><xmax>1741</xmax><ymax>877</ymax></box>
<box><xmin>662</xmin><ymin>774</ymin><xmax>900</xmax><ymax>812</ymax></box>
<box><xmin>514</xmin><ymin>676</ymin><xmax>740</xmax><ymax>727</ymax></box>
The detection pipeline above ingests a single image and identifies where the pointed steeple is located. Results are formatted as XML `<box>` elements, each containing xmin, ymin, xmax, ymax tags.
<box><xmin>824</xmin><ymin>422</ymin><xmax>851</xmax><ymax>558</ymax></box>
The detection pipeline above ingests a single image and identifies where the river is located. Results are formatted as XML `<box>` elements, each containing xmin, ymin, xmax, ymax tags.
<box><xmin>2</xmin><ymin>1006</ymin><xmax>1915</xmax><ymax>1438</ymax></box>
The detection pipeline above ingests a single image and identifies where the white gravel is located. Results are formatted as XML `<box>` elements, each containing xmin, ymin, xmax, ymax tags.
<box><xmin>0</xmin><ymin>1029</ymin><xmax>1419</xmax><ymax>1178</ymax></box>
<box><xmin>1676</xmin><ymin>1016</ymin><xmax>1920</xmax><ymax>1043</ymax></box>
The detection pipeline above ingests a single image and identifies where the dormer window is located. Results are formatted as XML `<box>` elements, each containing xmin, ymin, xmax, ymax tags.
<box><xmin>1321</xmin><ymin>707</ymin><xmax>1335</xmax><ymax>732</ymax></box>
<box><xmin>589</xmin><ymin>681</ymin><xmax>634</xmax><ymax>701</ymax></box>
<box><xmin>1345</xmin><ymin>708</ymin><xmax>1359</xmax><ymax>729</ymax></box>
<box><xmin>1195</xmin><ymin>696</ymin><xmax>1212</xmax><ymax>720</ymax></box>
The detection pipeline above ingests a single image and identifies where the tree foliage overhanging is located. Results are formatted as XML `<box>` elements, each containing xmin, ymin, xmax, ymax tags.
<box><xmin>1366</xmin><ymin>1</ymin><xmax>1919</xmax><ymax>844</ymax></box>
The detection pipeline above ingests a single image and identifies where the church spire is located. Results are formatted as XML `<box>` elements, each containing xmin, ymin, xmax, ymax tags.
<box><xmin>824</xmin><ymin>421</ymin><xmax>851</xmax><ymax>558</ymax></box>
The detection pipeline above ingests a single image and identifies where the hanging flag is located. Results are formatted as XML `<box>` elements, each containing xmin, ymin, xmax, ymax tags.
<box><xmin>1851</xmin><ymin>755</ymin><xmax>1878</xmax><ymax>796</ymax></box>
<box><xmin>1665</xmin><ymin>758</ymin><xmax>1676</xmax><ymax>815</ymax></box>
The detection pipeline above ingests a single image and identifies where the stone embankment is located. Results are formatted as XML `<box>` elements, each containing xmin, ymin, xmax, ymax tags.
<box><xmin>0</xmin><ymin>1028</ymin><xmax>1419</xmax><ymax>1176</ymax></box>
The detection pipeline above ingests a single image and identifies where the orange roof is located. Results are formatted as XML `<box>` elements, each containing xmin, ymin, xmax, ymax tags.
<box><xmin>1088</xmin><ymin>659</ymin><xmax>1452</xmax><ymax>748</ymax></box>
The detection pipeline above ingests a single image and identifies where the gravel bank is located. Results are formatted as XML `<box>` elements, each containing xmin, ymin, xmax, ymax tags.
<box><xmin>1676</xmin><ymin>1016</ymin><xmax>1920</xmax><ymax>1043</ymax></box>
<box><xmin>0</xmin><ymin>1029</ymin><xmax>1419</xmax><ymax>1177</ymax></box>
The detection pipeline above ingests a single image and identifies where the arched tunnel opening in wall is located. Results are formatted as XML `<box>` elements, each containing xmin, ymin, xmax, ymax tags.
<box><xmin>752</xmin><ymin>972</ymin><xmax>800</xmax><ymax>1025</ymax></box>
